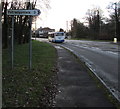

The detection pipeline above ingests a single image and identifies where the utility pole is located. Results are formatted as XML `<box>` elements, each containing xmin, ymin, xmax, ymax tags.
<box><xmin>66</xmin><ymin>21</ymin><xmax>68</xmax><ymax>32</ymax></box>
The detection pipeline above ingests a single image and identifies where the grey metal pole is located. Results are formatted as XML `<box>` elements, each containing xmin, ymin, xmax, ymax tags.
<box><xmin>29</xmin><ymin>5</ymin><xmax>32</xmax><ymax>70</ymax></box>
<box><xmin>35</xmin><ymin>17</ymin><xmax>37</xmax><ymax>40</ymax></box>
<box><xmin>11</xmin><ymin>16</ymin><xmax>14</xmax><ymax>69</ymax></box>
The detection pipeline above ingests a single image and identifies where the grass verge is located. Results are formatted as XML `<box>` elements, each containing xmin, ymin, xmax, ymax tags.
<box><xmin>2</xmin><ymin>40</ymin><xmax>57</xmax><ymax>107</ymax></box>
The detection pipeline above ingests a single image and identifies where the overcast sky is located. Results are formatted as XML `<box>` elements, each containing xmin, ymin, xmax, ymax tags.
<box><xmin>35</xmin><ymin>0</ymin><xmax>119</xmax><ymax>31</ymax></box>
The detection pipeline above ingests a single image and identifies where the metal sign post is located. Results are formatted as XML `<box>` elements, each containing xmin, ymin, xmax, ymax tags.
<box><xmin>11</xmin><ymin>16</ymin><xmax>14</xmax><ymax>69</ymax></box>
<box><xmin>29</xmin><ymin>15</ymin><xmax>32</xmax><ymax>70</ymax></box>
<box><xmin>7</xmin><ymin>9</ymin><xmax>41</xmax><ymax>69</ymax></box>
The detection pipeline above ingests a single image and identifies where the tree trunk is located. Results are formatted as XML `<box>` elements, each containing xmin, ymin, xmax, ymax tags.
<box><xmin>2</xmin><ymin>2</ymin><xmax>8</xmax><ymax>48</ymax></box>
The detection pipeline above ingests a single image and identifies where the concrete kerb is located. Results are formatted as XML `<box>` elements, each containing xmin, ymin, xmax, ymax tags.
<box><xmin>58</xmin><ymin>44</ymin><xmax>120</xmax><ymax>107</ymax></box>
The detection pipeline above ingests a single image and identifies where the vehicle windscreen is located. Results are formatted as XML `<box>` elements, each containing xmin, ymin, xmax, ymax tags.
<box><xmin>55</xmin><ymin>33</ymin><xmax>64</xmax><ymax>36</ymax></box>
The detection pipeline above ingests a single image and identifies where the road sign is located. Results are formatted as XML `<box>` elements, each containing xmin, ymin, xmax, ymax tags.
<box><xmin>7</xmin><ymin>9</ymin><xmax>41</xmax><ymax>16</ymax></box>
<box><xmin>7</xmin><ymin>7</ymin><xmax>41</xmax><ymax>69</ymax></box>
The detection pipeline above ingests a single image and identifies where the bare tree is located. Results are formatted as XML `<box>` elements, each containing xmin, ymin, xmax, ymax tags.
<box><xmin>86</xmin><ymin>7</ymin><xmax>102</xmax><ymax>39</ymax></box>
<box><xmin>2</xmin><ymin>0</ymin><xmax>9</xmax><ymax>48</ymax></box>
<box><xmin>107</xmin><ymin>1</ymin><xmax>120</xmax><ymax>41</ymax></box>
<box><xmin>2</xmin><ymin>0</ymin><xmax>51</xmax><ymax>47</ymax></box>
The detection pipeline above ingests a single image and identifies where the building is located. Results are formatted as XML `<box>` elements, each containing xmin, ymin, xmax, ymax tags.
<box><xmin>35</xmin><ymin>27</ymin><xmax>55</xmax><ymax>38</ymax></box>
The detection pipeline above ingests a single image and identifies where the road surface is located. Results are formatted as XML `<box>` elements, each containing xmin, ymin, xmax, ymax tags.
<box><xmin>59</xmin><ymin>40</ymin><xmax>119</xmax><ymax>101</ymax></box>
<box><xmin>36</xmin><ymin>38</ymin><xmax>119</xmax><ymax>101</ymax></box>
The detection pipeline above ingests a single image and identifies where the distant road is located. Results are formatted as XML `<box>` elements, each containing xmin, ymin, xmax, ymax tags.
<box><xmin>59</xmin><ymin>40</ymin><xmax>119</xmax><ymax>101</ymax></box>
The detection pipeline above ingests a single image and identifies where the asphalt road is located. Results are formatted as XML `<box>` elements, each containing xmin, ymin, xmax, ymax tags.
<box><xmin>53</xmin><ymin>45</ymin><xmax>115</xmax><ymax>107</ymax></box>
<box><xmin>59</xmin><ymin>40</ymin><xmax>119</xmax><ymax>101</ymax></box>
<box><xmin>36</xmin><ymin>38</ymin><xmax>119</xmax><ymax>101</ymax></box>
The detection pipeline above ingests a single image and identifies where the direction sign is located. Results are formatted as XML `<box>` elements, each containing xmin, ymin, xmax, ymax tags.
<box><xmin>7</xmin><ymin>9</ymin><xmax>41</xmax><ymax>16</ymax></box>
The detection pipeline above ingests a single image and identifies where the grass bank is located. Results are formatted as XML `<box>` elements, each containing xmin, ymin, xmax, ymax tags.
<box><xmin>2</xmin><ymin>40</ymin><xmax>57</xmax><ymax>107</ymax></box>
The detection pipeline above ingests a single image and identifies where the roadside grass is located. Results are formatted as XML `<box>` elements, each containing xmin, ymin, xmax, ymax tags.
<box><xmin>2</xmin><ymin>40</ymin><xmax>57</xmax><ymax>107</ymax></box>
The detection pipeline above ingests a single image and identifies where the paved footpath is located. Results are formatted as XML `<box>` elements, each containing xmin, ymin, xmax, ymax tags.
<box><xmin>53</xmin><ymin>45</ymin><xmax>116</xmax><ymax>108</ymax></box>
